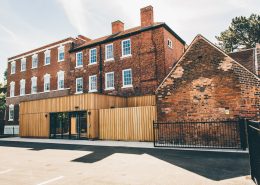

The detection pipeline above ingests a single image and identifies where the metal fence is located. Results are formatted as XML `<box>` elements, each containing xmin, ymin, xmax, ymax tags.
<box><xmin>153</xmin><ymin>119</ymin><xmax>247</xmax><ymax>149</ymax></box>
<box><xmin>247</xmin><ymin>120</ymin><xmax>260</xmax><ymax>185</ymax></box>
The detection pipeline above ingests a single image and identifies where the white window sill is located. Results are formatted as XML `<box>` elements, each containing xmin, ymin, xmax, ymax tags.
<box><xmin>8</xmin><ymin>119</ymin><xmax>14</xmax><ymax>121</ymax></box>
<box><xmin>20</xmin><ymin>94</ymin><xmax>25</xmax><ymax>96</ymax></box>
<box><xmin>75</xmin><ymin>91</ymin><xmax>83</xmax><ymax>94</ymax></box>
<box><xmin>88</xmin><ymin>62</ymin><xmax>97</xmax><ymax>66</ymax></box>
<box><xmin>122</xmin><ymin>85</ymin><xmax>133</xmax><ymax>89</ymax></box>
<box><xmin>44</xmin><ymin>63</ymin><xmax>50</xmax><ymax>66</ymax></box>
<box><xmin>58</xmin><ymin>59</ymin><xmax>64</xmax><ymax>62</ymax></box>
<box><xmin>20</xmin><ymin>70</ymin><xmax>26</xmax><ymax>72</ymax></box>
<box><xmin>11</xmin><ymin>73</ymin><xmax>15</xmax><ymax>75</ymax></box>
<box><xmin>104</xmin><ymin>58</ymin><xmax>114</xmax><ymax>62</ymax></box>
<box><xmin>105</xmin><ymin>87</ymin><xmax>115</xmax><ymax>91</ymax></box>
<box><xmin>89</xmin><ymin>89</ymin><xmax>97</xmax><ymax>93</ymax></box>
<box><xmin>31</xmin><ymin>67</ymin><xmax>38</xmax><ymax>69</ymax></box>
<box><xmin>75</xmin><ymin>65</ymin><xmax>83</xmax><ymax>68</ymax></box>
<box><xmin>44</xmin><ymin>90</ymin><xmax>50</xmax><ymax>93</ymax></box>
<box><xmin>31</xmin><ymin>92</ymin><xmax>37</xmax><ymax>94</ymax></box>
<box><xmin>58</xmin><ymin>88</ymin><xmax>64</xmax><ymax>90</ymax></box>
<box><xmin>120</xmin><ymin>54</ymin><xmax>132</xmax><ymax>59</ymax></box>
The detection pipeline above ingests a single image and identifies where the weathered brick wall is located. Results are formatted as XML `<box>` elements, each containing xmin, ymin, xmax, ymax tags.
<box><xmin>156</xmin><ymin>36</ymin><xmax>260</xmax><ymax>121</ymax></box>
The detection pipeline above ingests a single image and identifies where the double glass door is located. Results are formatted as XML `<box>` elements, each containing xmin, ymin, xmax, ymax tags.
<box><xmin>50</xmin><ymin>111</ymin><xmax>87</xmax><ymax>139</ymax></box>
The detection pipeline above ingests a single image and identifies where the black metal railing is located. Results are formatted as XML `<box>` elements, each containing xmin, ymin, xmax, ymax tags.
<box><xmin>247</xmin><ymin>120</ymin><xmax>260</xmax><ymax>185</ymax></box>
<box><xmin>153</xmin><ymin>119</ymin><xmax>247</xmax><ymax>149</ymax></box>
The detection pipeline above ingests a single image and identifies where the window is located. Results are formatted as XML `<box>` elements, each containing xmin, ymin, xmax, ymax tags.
<box><xmin>9</xmin><ymin>104</ymin><xmax>14</xmax><ymax>121</ymax></box>
<box><xmin>89</xmin><ymin>48</ymin><xmax>97</xmax><ymax>64</ymax></box>
<box><xmin>44</xmin><ymin>50</ymin><xmax>51</xmax><ymax>65</ymax></box>
<box><xmin>105</xmin><ymin>44</ymin><xmax>114</xmax><ymax>61</ymax></box>
<box><xmin>44</xmin><ymin>74</ymin><xmax>50</xmax><ymax>92</ymax></box>
<box><xmin>21</xmin><ymin>58</ymin><xmax>26</xmax><ymax>71</ymax></box>
<box><xmin>89</xmin><ymin>75</ymin><xmax>97</xmax><ymax>92</ymax></box>
<box><xmin>20</xmin><ymin>79</ymin><xmax>25</xmax><ymax>96</ymax></box>
<box><xmin>122</xmin><ymin>39</ymin><xmax>131</xmax><ymax>57</ymax></box>
<box><xmin>58</xmin><ymin>46</ymin><xmax>65</xmax><ymax>61</ymax></box>
<box><xmin>31</xmin><ymin>77</ymin><xmax>37</xmax><ymax>94</ymax></box>
<box><xmin>76</xmin><ymin>77</ymin><xmax>83</xmax><ymax>93</ymax></box>
<box><xmin>10</xmin><ymin>81</ymin><xmax>15</xmax><ymax>97</ymax></box>
<box><xmin>32</xmin><ymin>54</ymin><xmax>38</xmax><ymax>69</ymax></box>
<box><xmin>57</xmin><ymin>71</ymin><xmax>64</xmax><ymax>90</ymax></box>
<box><xmin>76</xmin><ymin>52</ymin><xmax>83</xmax><ymax>67</ymax></box>
<box><xmin>167</xmin><ymin>39</ymin><xmax>173</xmax><ymax>48</ymax></box>
<box><xmin>105</xmin><ymin>72</ymin><xmax>114</xmax><ymax>90</ymax></box>
<box><xmin>11</xmin><ymin>61</ymin><xmax>16</xmax><ymax>74</ymax></box>
<box><xmin>122</xmin><ymin>69</ymin><xmax>133</xmax><ymax>87</ymax></box>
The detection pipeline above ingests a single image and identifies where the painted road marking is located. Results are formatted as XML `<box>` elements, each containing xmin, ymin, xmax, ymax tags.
<box><xmin>0</xmin><ymin>169</ymin><xmax>12</xmax><ymax>174</ymax></box>
<box><xmin>36</xmin><ymin>176</ymin><xmax>64</xmax><ymax>185</ymax></box>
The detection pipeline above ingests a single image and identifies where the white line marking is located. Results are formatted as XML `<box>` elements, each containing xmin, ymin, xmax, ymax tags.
<box><xmin>36</xmin><ymin>176</ymin><xmax>64</xmax><ymax>185</ymax></box>
<box><xmin>0</xmin><ymin>169</ymin><xmax>12</xmax><ymax>174</ymax></box>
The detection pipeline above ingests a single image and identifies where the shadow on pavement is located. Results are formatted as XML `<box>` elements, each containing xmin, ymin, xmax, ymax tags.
<box><xmin>0</xmin><ymin>140</ymin><xmax>250</xmax><ymax>181</ymax></box>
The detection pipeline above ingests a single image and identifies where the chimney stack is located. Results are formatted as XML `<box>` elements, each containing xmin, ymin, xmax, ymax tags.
<box><xmin>140</xmin><ymin>5</ymin><xmax>154</xmax><ymax>27</ymax></box>
<box><xmin>112</xmin><ymin>20</ymin><xmax>124</xmax><ymax>34</ymax></box>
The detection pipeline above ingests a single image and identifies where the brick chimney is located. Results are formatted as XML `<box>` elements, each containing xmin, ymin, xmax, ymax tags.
<box><xmin>140</xmin><ymin>5</ymin><xmax>154</xmax><ymax>27</ymax></box>
<box><xmin>112</xmin><ymin>20</ymin><xmax>124</xmax><ymax>34</ymax></box>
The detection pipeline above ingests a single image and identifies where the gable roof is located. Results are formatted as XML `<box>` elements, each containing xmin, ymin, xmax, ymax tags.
<box><xmin>156</xmin><ymin>34</ymin><xmax>260</xmax><ymax>92</ymax></box>
<box><xmin>228</xmin><ymin>48</ymin><xmax>256</xmax><ymax>74</ymax></box>
<box><xmin>70</xmin><ymin>22</ymin><xmax>186</xmax><ymax>52</ymax></box>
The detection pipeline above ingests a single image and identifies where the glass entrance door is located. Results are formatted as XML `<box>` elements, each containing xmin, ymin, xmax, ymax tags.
<box><xmin>50</xmin><ymin>111</ymin><xmax>87</xmax><ymax>139</ymax></box>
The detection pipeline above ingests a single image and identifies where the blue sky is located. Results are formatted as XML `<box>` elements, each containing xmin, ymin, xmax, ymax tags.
<box><xmin>0</xmin><ymin>0</ymin><xmax>259</xmax><ymax>84</ymax></box>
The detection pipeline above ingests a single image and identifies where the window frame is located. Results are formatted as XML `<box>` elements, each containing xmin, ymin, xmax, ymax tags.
<box><xmin>122</xmin><ymin>69</ymin><xmax>133</xmax><ymax>88</ymax></box>
<box><xmin>57</xmin><ymin>71</ymin><xmax>64</xmax><ymax>90</ymax></box>
<box><xmin>167</xmin><ymin>39</ymin><xmax>173</xmax><ymax>48</ymax></box>
<box><xmin>121</xmin><ymin>39</ymin><xmax>131</xmax><ymax>57</ymax></box>
<box><xmin>31</xmin><ymin>76</ymin><xmax>37</xmax><ymax>94</ymax></box>
<box><xmin>32</xmin><ymin>54</ymin><xmax>38</xmax><ymax>69</ymax></box>
<box><xmin>44</xmin><ymin>50</ymin><xmax>51</xmax><ymax>65</ymax></box>
<box><xmin>20</xmin><ymin>79</ymin><xmax>25</xmax><ymax>96</ymax></box>
<box><xmin>11</xmin><ymin>61</ymin><xmax>16</xmax><ymax>74</ymax></box>
<box><xmin>58</xmin><ymin>45</ymin><xmax>65</xmax><ymax>62</ymax></box>
<box><xmin>105</xmin><ymin>72</ymin><xmax>115</xmax><ymax>90</ymax></box>
<box><xmin>76</xmin><ymin>52</ymin><xmax>83</xmax><ymax>68</ymax></box>
<box><xmin>9</xmin><ymin>104</ymin><xmax>14</xmax><ymax>121</ymax></box>
<box><xmin>89</xmin><ymin>48</ymin><xmax>97</xmax><ymax>65</ymax></box>
<box><xmin>76</xmin><ymin>77</ymin><xmax>83</xmax><ymax>94</ymax></box>
<box><xmin>105</xmin><ymin>43</ymin><xmax>114</xmax><ymax>61</ymax></box>
<box><xmin>10</xmin><ymin>81</ymin><xmax>15</xmax><ymax>97</ymax></box>
<box><xmin>89</xmin><ymin>75</ymin><xmax>97</xmax><ymax>92</ymax></box>
<box><xmin>44</xmin><ymin>74</ymin><xmax>51</xmax><ymax>92</ymax></box>
<box><xmin>21</xmin><ymin>58</ymin><xmax>26</xmax><ymax>72</ymax></box>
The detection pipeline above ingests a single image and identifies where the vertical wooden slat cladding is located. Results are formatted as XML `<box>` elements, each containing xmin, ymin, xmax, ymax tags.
<box><xmin>19</xmin><ymin>94</ymin><xmax>156</xmax><ymax>138</ymax></box>
<box><xmin>99</xmin><ymin>106</ymin><xmax>157</xmax><ymax>141</ymax></box>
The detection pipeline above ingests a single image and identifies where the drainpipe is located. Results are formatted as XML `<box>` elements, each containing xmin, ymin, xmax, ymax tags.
<box><xmin>99</xmin><ymin>44</ymin><xmax>103</xmax><ymax>93</ymax></box>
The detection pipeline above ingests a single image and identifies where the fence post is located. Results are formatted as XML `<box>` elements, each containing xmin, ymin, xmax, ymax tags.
<box><xmin>239</xmin><ymin>118</ymin><xmax>247</xmax><ymax>150</ymax></box>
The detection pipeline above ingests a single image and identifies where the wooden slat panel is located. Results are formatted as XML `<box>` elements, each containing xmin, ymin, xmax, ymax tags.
<box><xmin>99</xmin><ymin>106</ymin><xmax>156</xmax><ymax>141</ymax></box>
<box><xmin>127</xmin><ymin>95</ymin><xmax>156</xmax><ymax>107</ymax></box>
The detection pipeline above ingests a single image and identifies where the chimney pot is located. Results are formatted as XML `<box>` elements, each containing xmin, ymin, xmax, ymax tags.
<box><xmin>140</xmin><ymin>5</ymin><xmax>154</xmax><ymax>27</ymax></box>
<box><xmin>112</xmin><ymin>20</ymin><xmax>124</xmax><ymax>34</ymax></box>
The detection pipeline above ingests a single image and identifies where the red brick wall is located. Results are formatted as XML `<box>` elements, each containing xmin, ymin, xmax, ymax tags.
<box><xmin>69</xmin><ymin>27</ymin><xmax>185</xmax><ymax>96</ymax></box>
<box><xmin>156</xmin><ymin>36</ymin><xmax>260</xmax><ymax>121</ymax></box>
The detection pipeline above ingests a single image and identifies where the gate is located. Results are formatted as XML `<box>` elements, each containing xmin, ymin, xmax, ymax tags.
<box><xmin>247</xmin><ymin>121</ymin><xmax>260</xmax><ymax>185</ymax></box>
<box><xmin>153</xmin><ymin>119</ymin><xmax>247</xmax><ymax>149</ymax></box>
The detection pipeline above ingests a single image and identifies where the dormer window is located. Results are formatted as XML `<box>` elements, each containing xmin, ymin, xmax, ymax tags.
<box><xmin>44</xmin><ymin>50</ymin><xmax>51</xmax><ymax>65</ymax></box>
<box><xmin>58</xmin><ymin>46</ymin><xmax>65</xmax><ymax>62</ymax></box>
<box><xmin>32</xmin><ymin>54</ymin><xmax>38</xmax><ymax>69</ymax></box>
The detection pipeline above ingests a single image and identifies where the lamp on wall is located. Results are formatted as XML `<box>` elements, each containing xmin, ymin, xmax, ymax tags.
<box><xmin>88</xmin><ymin>111</ymin><xmax>91</xmax><ymax>116</ymax></box>
<box><xmin>45</xmin><ymin>114</ymin><xmax>48</xmax><ymax>118</ymax></box>
<box><xmin>75</xmin><ymin>106</ymin><xmax>79</xmax><ymax>110</ymax></box>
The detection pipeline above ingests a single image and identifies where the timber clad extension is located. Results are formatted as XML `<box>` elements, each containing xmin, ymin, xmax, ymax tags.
<box><xmin>6</xmin><ymin>5</ymin><xmax>185</xmax><ymax>125</ymax></box>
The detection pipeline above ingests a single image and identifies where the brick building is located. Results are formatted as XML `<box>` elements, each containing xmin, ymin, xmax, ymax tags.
<box><xmin>156</xmin><ymin>35</ymin><xmax>260</xmax><ymax>121</ymax></box>
<box><xmin>6</xmin><ymin>6</ymin><xmax>186</xmax><ymax>125</ymax></box>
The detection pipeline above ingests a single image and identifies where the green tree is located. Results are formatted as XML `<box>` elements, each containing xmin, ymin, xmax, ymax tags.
<box><xmin>216</xmin><ymin>14</ymin><xmax>260</xmax><ymax>52</ymax></box>
<box><xmin>0</xmin><ymin>69</ymin><xmax>7</xmax><ymax>113</ymax></box>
